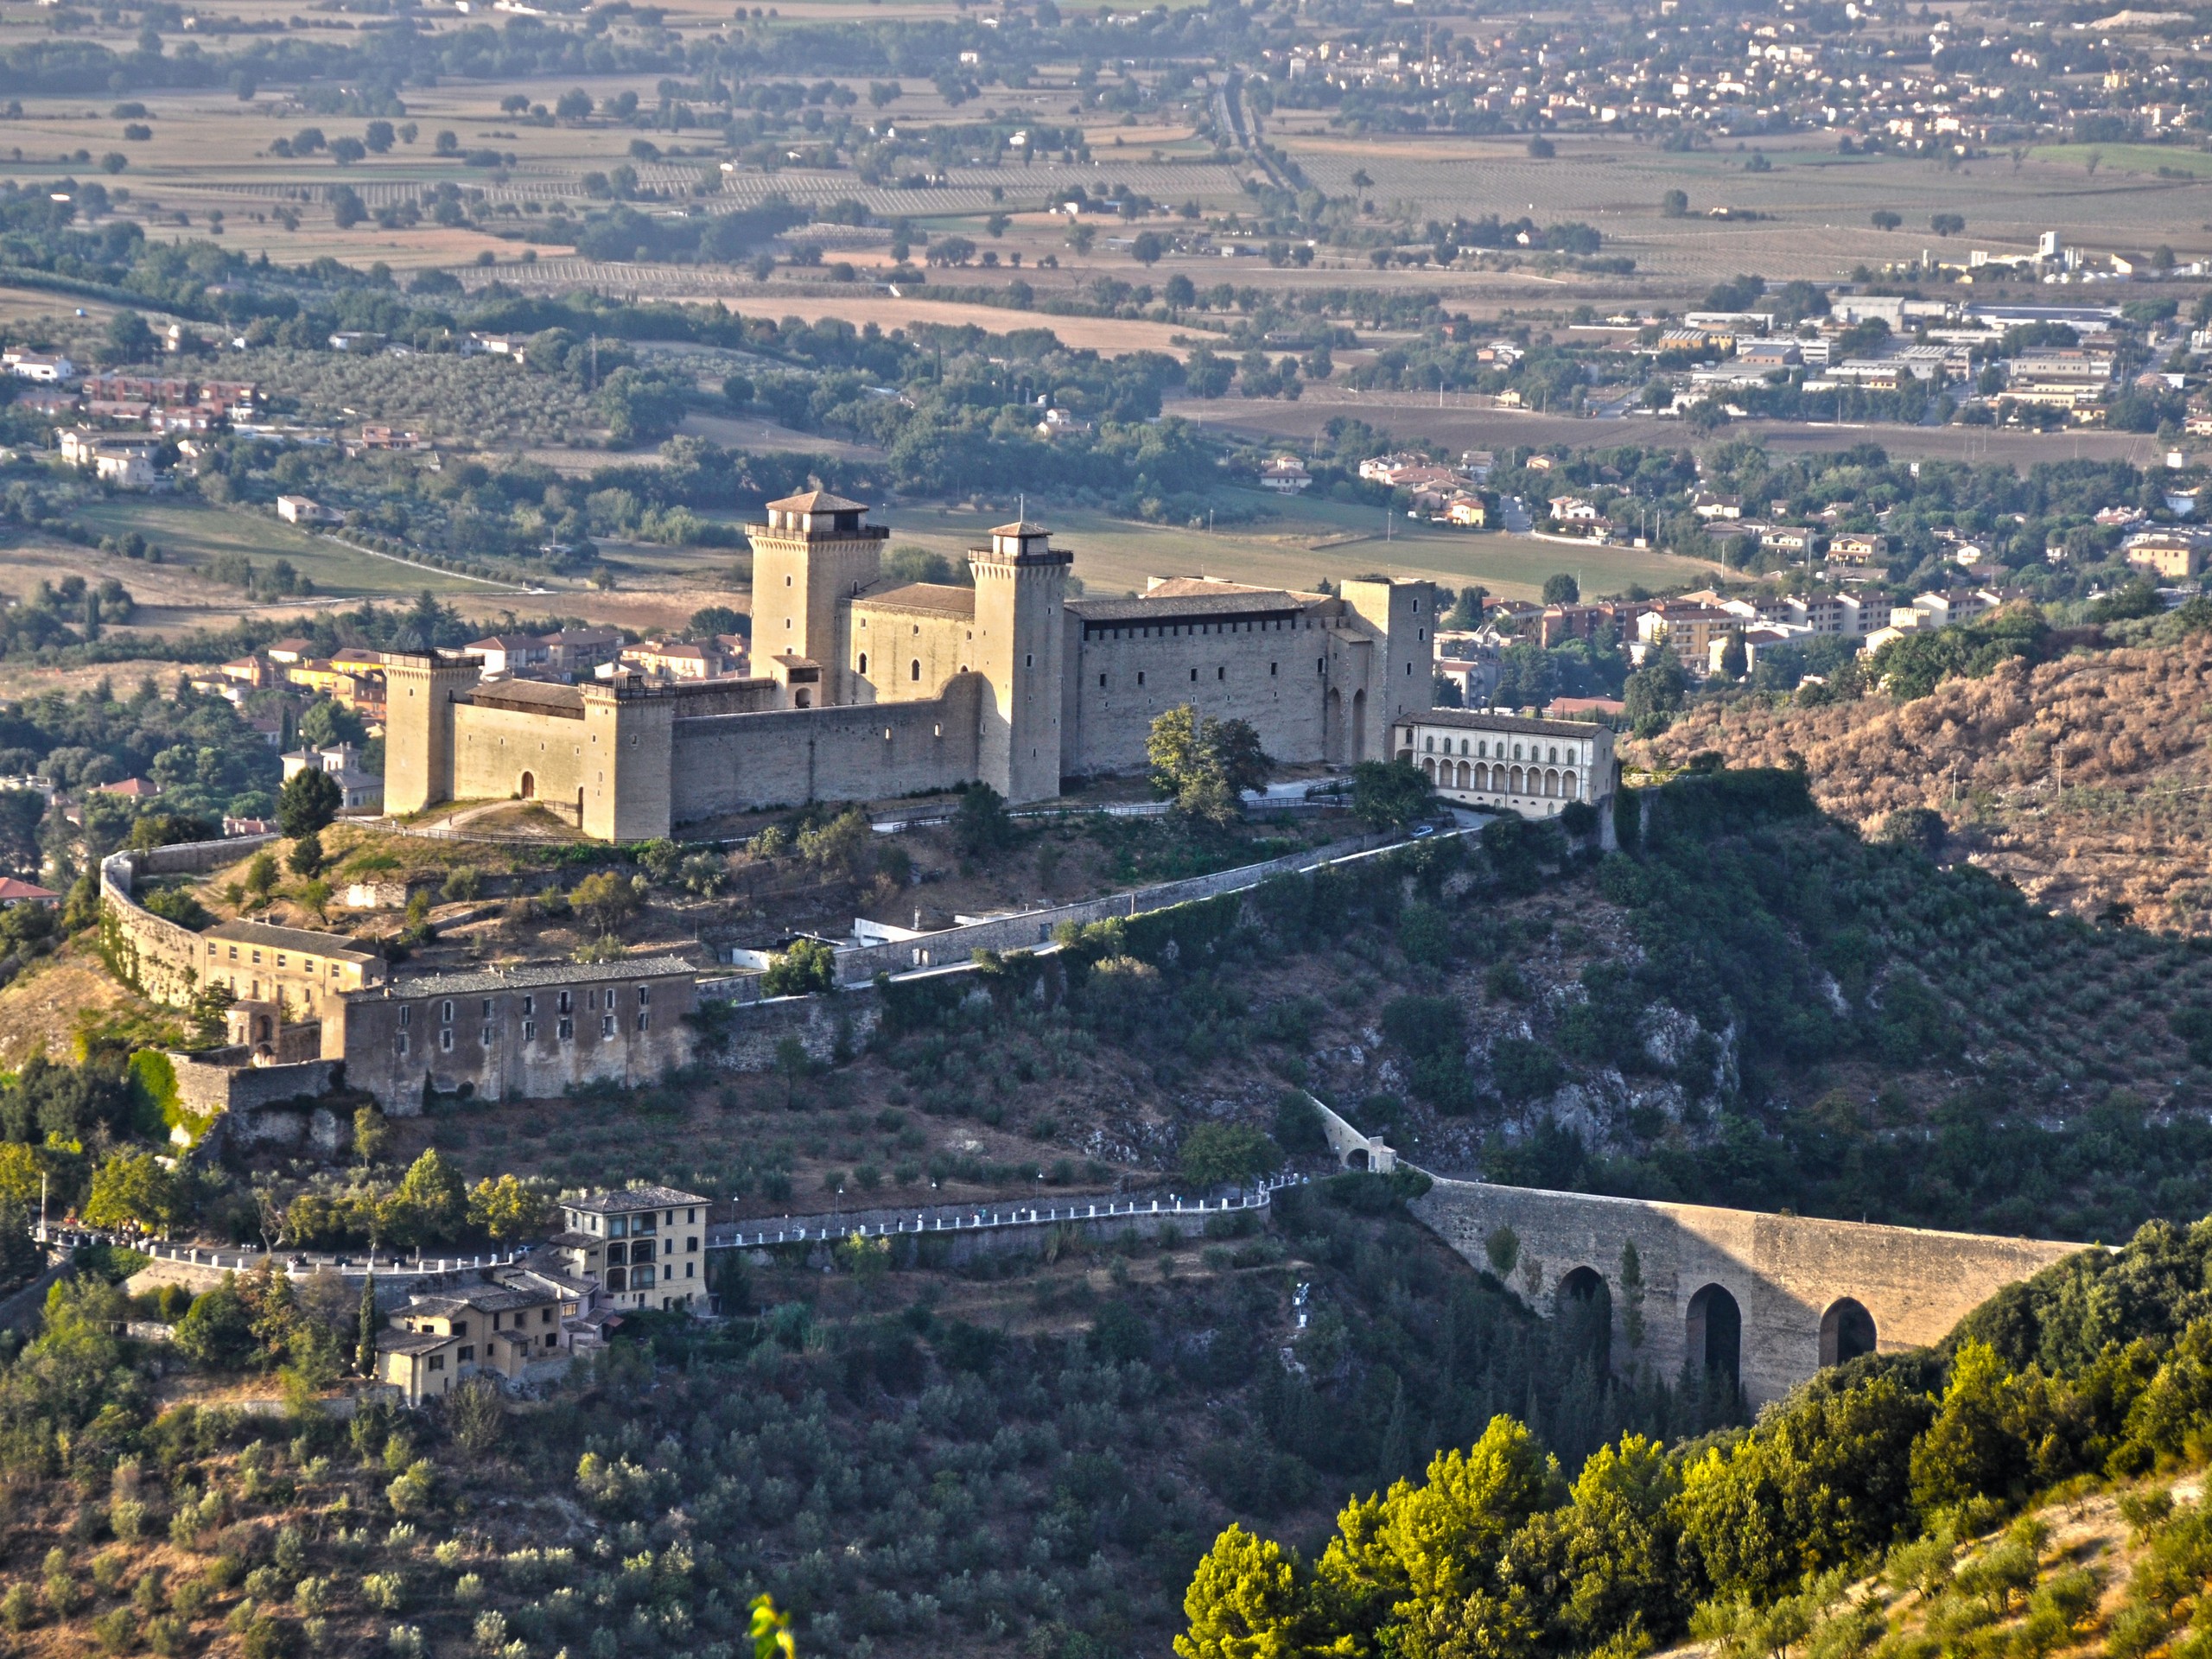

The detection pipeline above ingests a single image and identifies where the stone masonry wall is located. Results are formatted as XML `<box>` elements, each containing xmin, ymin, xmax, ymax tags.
<box><xmin>170</xmin><ymin>1054</ymin><xmax>341</xmax><ymax>1119</ymax></box>
<box><xmin>668</xmin><ymin>675</ymin><xmax>984</xmax><ymax>825</ymax></box>
<box><xmin>1063</xmin><ymin>618</ymin><xmax>1335</xmax><ymax>782</ymax></box>
<box><xmin>824</xmin><ymin>829</ymin><xmax>1385</xmax><ymax>984</ymax></box>
<box><xmin>707</xmin><ymin>988</ymin><xmax>884</xmax><ymax>1069</ymax></box>
<box><xmin>100</xmin><ymin>837</ymin><xmax>279</xmax><ymax>1007</ymax></box>
<box><xmin>449</xmin><ymin>699</ymin><xmax>590</xmax><ymax>810</ymax></box>
<box><xmin>1411</xmin><ymin>1178</ymin><xmax>2088</xmax><ymax>1404</ymax></box>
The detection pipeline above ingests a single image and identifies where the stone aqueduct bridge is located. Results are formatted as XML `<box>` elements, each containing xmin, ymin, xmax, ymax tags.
<box><xmin>1410</xmin><ymin>1179</ymin><xmax>2091</xmax><ymax>1404</ymax></box>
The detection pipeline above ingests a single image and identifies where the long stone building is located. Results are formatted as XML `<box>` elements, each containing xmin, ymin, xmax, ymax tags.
<box><xmin>385</xmin><ymin>495</ymin><xmax>1446</xmax><ymax>840</ymax></box>
<box><xmin>101</xmin><ymin>845</ymin><xmax>698</xmax><ymax>1114</ymax></box>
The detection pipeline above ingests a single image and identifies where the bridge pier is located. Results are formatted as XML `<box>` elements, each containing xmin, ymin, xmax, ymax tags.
<box><xmin>1411</xmin><ymin>1177</ymin><xmax>2088</xmax><ymax>1405</ymax></box>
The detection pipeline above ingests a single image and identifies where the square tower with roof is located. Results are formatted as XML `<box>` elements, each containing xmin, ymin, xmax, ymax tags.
<box><xmin>747</xmin><ymin>490</ymin><xmax>888</xmax><ymax>706</ymax></box>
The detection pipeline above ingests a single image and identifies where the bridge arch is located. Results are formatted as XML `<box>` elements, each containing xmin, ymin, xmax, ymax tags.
<box><xmin>1821</xmin><ymin>1297</ymin><xmax>1878</xmax><ymax>1367</ymax></box>
<box><xmin>1687</xmin><ymin>1282</ymin><xmax>1741</xmax><ymax>1385</ymax></box>
<box><xmin>1410</xmin><ymin>1176</ymin><xmax>2087</xmax><ymax>1403</ymax></box>
<box><xmin>1555</xmin><ymin>1264</ymin><xmax>1613</xmax><ymax>1373</ymax></box>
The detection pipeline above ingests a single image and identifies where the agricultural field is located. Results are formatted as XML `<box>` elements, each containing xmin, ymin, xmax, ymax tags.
<box><xmin>65</xmin><ymin>499</ymin><xmax>510</xmax><ymax>606</ymax></box>
<box><xmin>244</xmin><ymin>348</ymin><xmax>609</xmax><ymax>448</ymax></box>
<box><xmin>703</xmin><ymin>492</ymin><xmax>1719</xmax><ymax>602</ymax></box>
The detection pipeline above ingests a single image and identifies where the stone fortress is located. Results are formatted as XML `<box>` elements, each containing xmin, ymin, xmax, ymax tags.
<box><xmin>384</xmin><ymin>492</ymin><xmax>1502</xmax><ymax>840</ymax></box>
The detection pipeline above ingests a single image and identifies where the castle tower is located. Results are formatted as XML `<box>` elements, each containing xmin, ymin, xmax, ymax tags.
<box><xmin>1340</xmin><ymin>577</ymin><xmax>1439</xmax><ymax>763</ymax></box>
<box><xmin>581</xmin><ymin>682</ymin><xmax>675</xmax><ymax>842</ymax></box>
<box><xmin>746</xmin><ymin>490</ymin><xmax>887</xmax><ymax>705</ymax></box>
<box><xmin>969</xmin><ymin>521</ymin><xmax>1071</xmax><ymax>804</ymax></box>
<box><xmin>383</xmin><ymin>652</ymin><xmax>480</xmax><ymax>814</ymax></box>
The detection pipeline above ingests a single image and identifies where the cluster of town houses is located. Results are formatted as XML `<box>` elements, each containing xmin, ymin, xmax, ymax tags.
<box><xmin>371</xmin><ymin>1184</ymin><xmax>709</xmax><ymax>1407</ymax></box>
<box><xmin>1435</xmin><ymin>583</ymin><xmax>2031</xmax><ymax>702</ymax></box>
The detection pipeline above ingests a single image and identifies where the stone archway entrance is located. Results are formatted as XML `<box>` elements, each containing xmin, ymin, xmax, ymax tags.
<box><xmin>1821</xmin><ymin>1297</ymin><xmax>1878</xmax><ymax>1367</ymax></box>
<box><xmin>1687</xmin><ymin>1283</ymin><xmax>1741</xmax><ymax>1384</ymax></box>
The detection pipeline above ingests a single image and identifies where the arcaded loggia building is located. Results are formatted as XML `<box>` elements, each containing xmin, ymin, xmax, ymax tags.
<box><xmin>385</xmin><ymin>493</ymin><xmax>1442</xmax><ymax>840</ymax></box>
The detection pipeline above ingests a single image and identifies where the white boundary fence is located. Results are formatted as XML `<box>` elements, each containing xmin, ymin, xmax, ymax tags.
<box><xmin>708</xmin><ymin>1176</ymin><xmax>1300</xmax><ymax>1251</ymax></box>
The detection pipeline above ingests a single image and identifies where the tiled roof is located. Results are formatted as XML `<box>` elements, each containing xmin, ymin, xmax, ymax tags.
<box><xmin>766</xmin><ymin>489</ymin><xmax>868</xmax><ymax>513</ymax></box>
<box><xmin>468</xmin><ymin>680</ymin><xmax>585</xmax><ymax>718</ymax></box>
<box><xmin>1402</xmin><ymin>709</ymin><xmax>1617</xmax><ymax>741</ymax></box>
<box><xmin>563</xmin><ymin>1184</ymin><xmax>709</xmax><ymax>1215</ymax></box>
<box><xmin>855</xmin><ymin>582</ymin><xmax>976</xmax><ymax>620</ymax></box>
<box><xmin>1068</xmin><ymin>589</ymin><xmax>1313</xmax><ymax>622</ymax></box>
<box><xmin>205</xmin><ymin>919</ymin><xmax>382</xmax><ymax>962</ymax></box>
<box><xmin>378</xmin><ymin>955</ymin><xmax>696</xmax><ymax>998</ymax></box>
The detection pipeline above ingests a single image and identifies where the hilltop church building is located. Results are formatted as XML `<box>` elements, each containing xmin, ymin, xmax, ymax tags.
<box><xmin>385</xmin><ymin>492</ymin><xmax>1449</xmax><ymax>840</ymax></box>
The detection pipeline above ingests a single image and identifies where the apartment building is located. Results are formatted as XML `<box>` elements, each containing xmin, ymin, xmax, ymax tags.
<box><xmin>548</xmin><ymin>1186</ymin><xmax>710</xmax><ymax>1313</ymax></box>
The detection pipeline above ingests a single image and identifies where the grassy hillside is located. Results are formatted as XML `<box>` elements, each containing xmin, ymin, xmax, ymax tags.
<box><xmin>0</xmin><ymin>1176</ymin><xmax>1745</xmax><ymax>1659</ymax></box>
<box><xmin>1177</xmin><ymin>1215</ymin><xmax>2212</xmax><ymax>1659</ymax></box>
<box><xmin>1630</xmin><ymin>630</ymin><xmax>2212</xmax><ymax>935</ymax></box>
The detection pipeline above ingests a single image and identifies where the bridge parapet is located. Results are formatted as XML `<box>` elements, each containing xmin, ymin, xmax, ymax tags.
<box><xmin>1411</xmin><ymin>1178</ymin><xmax>2089</xmax><ymax>1404</ymax></box>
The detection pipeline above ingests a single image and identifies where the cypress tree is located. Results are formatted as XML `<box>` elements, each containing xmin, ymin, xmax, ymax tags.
<box><xmin>356</xmin><ymin>1273</ymin><xmax>378</xmax><ymax>1376</ymax></box>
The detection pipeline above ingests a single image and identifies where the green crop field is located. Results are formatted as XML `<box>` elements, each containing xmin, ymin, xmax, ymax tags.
<box><xmin>867</xmin><ymin>493</ymin><xmax>1719</xmax><ymax>601</ymax></box>
<box><xmin>2026</xmin><ymin>143</ymin><xmax>2212</xmax><ymax>176</ymax></box>
<box><xmin>70</xmin><ymin>499</ymin><xmax>503</xmax><ymax>599</ymax></box>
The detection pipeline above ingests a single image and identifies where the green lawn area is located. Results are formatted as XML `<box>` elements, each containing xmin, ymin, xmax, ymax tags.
<box><xmin>2026</xmin><ymin>143</ymin><xmax>2212</xmax><ymax>176</ymax></box>
<box><xmin>71</xmin><ymin>500</ymin><xmax>499</xmax><ymax>598</ymax></box>
<box><xmin>864</xmin><ymin>493</ymin><xmax>1720</xmax><ymax>601</ymax></box>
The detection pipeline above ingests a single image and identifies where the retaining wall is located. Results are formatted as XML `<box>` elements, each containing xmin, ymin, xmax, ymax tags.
<box><xmin>711</xmin><ymin>1183</ymin><xmax>1286</xmax><ymax>1267</ymax></box>
<box><xmin>824</xmin><ymin>829</ymin><xmax>1386</xmax><ymax>985</ymax></box>
<box><xmin>705</xmin><ymin>988</ymin><xmax>884</xmax><ymax>1069</ymax></box>
<box><xmin>170</xmin><ymin>1054</ymin><xmax>343</xmax><ymax>1120</ymax></box>
<box><xmin>99</xmin><ymin>836</ymin><xmax>279</xmax><ymax>1006</ymax></box>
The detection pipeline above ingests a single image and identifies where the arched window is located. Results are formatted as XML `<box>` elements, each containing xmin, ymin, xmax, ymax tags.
<box><xmin>1546</xmin><ymin>768</ymin><xmax>1560</xmax><ymax>797</ymax></box>
<box><xmin>1514</xmin><ymin>743</ymin><xmax>1525</xmax><ymax>760</ymax></box>
<box><xmin>1548</xmin><ymin>746</ymin><xmax>1559</xmax><ymax>764</ymax></box>
<box><xmin>1821</xmin><ymin>1298</ymin><xmax>1878</xmax><ymax>1367</ymax></box>
<box><xmin>606</xmin><ymin>1268</ymin><xmax>627</xmax><ymax>1291</ymax></box>
<box><xmin>1425</xmin><ymin>735</ymin><xmax>1434</xmax><ymax>753</ymax></box>
<box><xmin>1460</xmin><ymin>739</ymin><xmax>1470</xmax><ymax>755</ymax></box>
<box><xmin>857</xmin><ymin>652</ymin><xmax>868</xmax><ymax>675</ymax></box>
<box><xmin>1687</xmin><ymin>1284</ymin><xmax>1742</xmax><ymax>1385</ymax></box>
<box><xmin>910</xmin><ymin>659</ymin><xmax>921</xmax><ymax>682</ymax></box>
<box><xmin>1511</xmin><ymin>766</ymin><xmax>1524</xmax><ymax>794</ymax></box>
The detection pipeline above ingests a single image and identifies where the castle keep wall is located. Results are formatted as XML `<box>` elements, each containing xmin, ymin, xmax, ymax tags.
<box><xmin>1061</xmin><ymin>612</ymin><xmax>1333</xmax><ymax>779</ymax></box>
<box><xmin>450</xmin><ymin>701</ymin><xmax>589</xmax><ymax>809</ymax></box>
<box><xmin>667</xmin><ymin>677</ymin><xmax>983</xmax><ymax>822</ymax></box>
<box><xmin>1411</xmin><ymin>1178</ymin><xmax>2088</xmax><ymax>1403</ymax></box>
<box><xmin>849</xmin><ymin>599</ymin><xmax>974</xmax><ymax>705</ymax></box>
